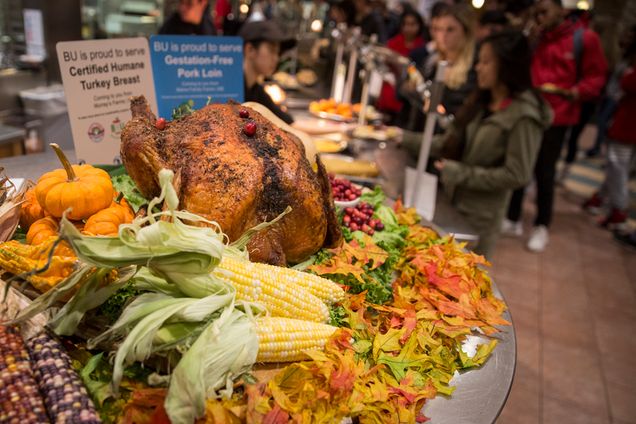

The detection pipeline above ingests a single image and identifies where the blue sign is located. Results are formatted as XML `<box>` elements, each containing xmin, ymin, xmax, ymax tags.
<box><xmin>149</xmin><ymin>35</ymin><xmax>243</xmax><ymax>119</ymax></box>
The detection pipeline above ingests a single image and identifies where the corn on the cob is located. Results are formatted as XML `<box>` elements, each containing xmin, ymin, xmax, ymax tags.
<box><xmin>255</xmin><ymin>317</ymin><xmax>338</xmax><ymax>362</ymax></box>
<box><xmin>0</xmin><ymin>325</ymin><xmax>48</xmax><ymax>423</ymax></box>
<box><xmin>214</xmin><ymin>257</ymin><xmax>333</xmax><ymax>322</ymax></box>
<box><xmin>26</xmin><ymin>332</ymin><xmax>101</xmax><ymax>423</ymax></box>
<box><xmin>219</xmin><ymin>257</ymin><xmax>344</xmax><ymax>304</ymax></box>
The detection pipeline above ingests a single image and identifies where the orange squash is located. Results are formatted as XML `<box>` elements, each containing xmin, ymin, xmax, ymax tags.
<box><xmin>35</xmin><ymin>143</ymin><xmax>114</xmax><ymax>220</ymax></box>
<box><xmin>25</xmin><ymin>216</ymin><xmax>78</xmax><ymax>257</ymax></box>
<box><xmin>19</xmin><ymin>188</ymin><xmax>47</xmax><ymax>230</ymax></box>
<box><xmin>26</xmin><ymin>216</ymin><xmax>59</xmax><ymax>246</ymax></box>
<box><xmin>83</xmin><ymin>198</ymin><xmax>135</xmax><ymax>237</ymax></box>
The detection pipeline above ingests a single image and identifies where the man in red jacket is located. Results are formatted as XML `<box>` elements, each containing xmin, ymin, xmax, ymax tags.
<box><xmin>502</xmin><ymin>0</ymin><xmax>607</xmax><ymax>252</ymax></box>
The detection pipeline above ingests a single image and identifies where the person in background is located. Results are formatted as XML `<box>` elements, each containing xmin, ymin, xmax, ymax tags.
<box><xmin>327</xmin><ymin>0</ymin><xmax>357</xmax><ymax>28</ymax></box>
<box><xmin>585</xmin><ymin>25</ymin><xmax>636</xmax><ymax>157</ymax></box>
<box><xmin>376</xmin><ymin>7</ymin><xmax>426</xmax><ymax>119</ymax></box>
<box><xmin>581</xmin><ymin>36</ymin><xmax>636</xmax><ymax>231</ymax></box>
<box><xmin>502</xmin><ymin>0</ymin><xmax>535</xmax><ymax>35</ymax></box>
<box><xmin>403</xmin><ymin>30</ymin><xmax>552</xmax><ymax>258</ymax></box>
<box><xmin>501</xmin><ymin>0</ymin><xmax>607</xmax><ymax>253</ymax></box>
<box><xmin>386</xmin><ymin>7</ymin><xmax>426</xmax><ymax>56</ymax></box>
<box><xmin>559</xmin><ymin>10</ymin><xmax>603</xmax><ymax>181</ymax></box>
<box><xmin>399</xmin><ymin>3</ymin><xmax>477</xmax><ymax>131</ymax></box>
<box><xmin>159</xmin><ymin>0</ymin><xmax>216</xmax><ymax>35</ymax></box>
<box><xmin>353</xmin><ymin>0</ymin><xmax>387</xmax><ymax>42</ymax></box>
<box><xmin>372</xmin><ymin>0</ymin><xmax>401</xmax><ymax>40</ymax></box>
<box><xmin>213</xmin><ymin>0</ymin><xmax>232</xmax><ymax>34</ymax></box>
<box><xmin>239</xmin><ymin>21</ymin><xmax>295</xmax><ymax>124</ymax></box>
<box><xmin>476</xmin><ymin>10</ymin><xmax>508</xmax><ymax>42</ymax></box>
<box><xmin>408</xmin><ymin>1</ymin><xmax>451</xmax><ymax>72</ymax></box>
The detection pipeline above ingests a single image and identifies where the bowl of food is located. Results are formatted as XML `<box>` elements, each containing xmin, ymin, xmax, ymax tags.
<box><xmin>330</xmin><ymin>174</ymin><xmax>363</xmax><ymax>207</ymax></box>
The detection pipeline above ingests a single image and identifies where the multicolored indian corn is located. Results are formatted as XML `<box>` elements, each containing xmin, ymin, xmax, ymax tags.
<box><xmin>0</xmin><ymin>325</ymin><xmax>48</xmax><ymax>423</ymax></box>
<box><xmin>26</xmin><ymin>332</ymin><xmax>101</xmax><ymax>423</ymax></box>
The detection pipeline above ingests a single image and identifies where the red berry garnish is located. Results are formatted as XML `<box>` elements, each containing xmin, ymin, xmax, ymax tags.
<box><xmin>155</xmin><ymin>117</ymin><xmax>166</xmax><ymax>130</ymax></box>
<box><xmin>243</xmin><ymin>121</ymin><xmax>257</xmax><ymax>136</ymax></box>
<box><xmin>239</xmin><ymin>109</ymin><xmax>250</xmax><ymax>118</ymax></box>
<box><xmin>350</xmin><ymin>223</ymin><xmax>359</xmax><ymax>231</ymax></box>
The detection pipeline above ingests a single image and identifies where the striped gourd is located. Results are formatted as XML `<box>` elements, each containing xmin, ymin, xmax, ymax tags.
<box><xmin>255</xmin><ymin>316</ymin><xmax>338</xmax><ymax>362</ymax></box>
<box><xmin>26</xmin><ymin>332</ymin><xmax>101</xmax><ymax>423</ymax></box>
<box><xmin>214</xmin><ymin>257</ymin><xmax>338</xmax><ymax>323</ymax></box>
<box><xmin>0</xmin><ymin>325</ymin><xmax>48</xmax><ymax>423</ymax></box>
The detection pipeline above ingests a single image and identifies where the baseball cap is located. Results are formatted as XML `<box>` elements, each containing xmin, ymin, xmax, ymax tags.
<box><xmin>238</xmin><ymin>20</ymin><xmax>296</xmax><ymax>50</ymax></box>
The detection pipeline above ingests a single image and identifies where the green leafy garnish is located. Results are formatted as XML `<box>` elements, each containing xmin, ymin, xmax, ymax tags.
<box><xmin>111</xmin><ymin>174</ymin><xmax>148</xmax><ymax>213</ymax></box>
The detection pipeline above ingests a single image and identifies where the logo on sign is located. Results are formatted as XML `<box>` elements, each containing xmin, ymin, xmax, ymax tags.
<box><xmin>110</xmin><ymin>117</ymin><xmax>124</xmax><ymax>139</ymax></box>
<box><xmin>88</xmin><ymin>122</ymin><xmax>105</xmax><ymax>143</ymax></box>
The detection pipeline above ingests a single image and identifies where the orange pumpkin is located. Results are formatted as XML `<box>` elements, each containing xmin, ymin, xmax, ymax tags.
<box><xmin>35</xmin><ymin>143</ymin><xmax>114</xmax><ymax>220</ymax></box>
<box><xmin>26</xmin><ymin>216</ymin><xmax>59</xmax><ymax>246</ymax></box>
<box><xmin>25</xmin><ymin>216</ymin><xmax>78</xmax><ymax>257</ymax></box>
<box><xmin>83</xmin><ymin>198</ymin><xmax>135</xmax><ymax>237</ymax></box>
<box><xmin>19</xmin><ymin>188</ymin><xmax>47</xmax><ymax>230</ymax></box>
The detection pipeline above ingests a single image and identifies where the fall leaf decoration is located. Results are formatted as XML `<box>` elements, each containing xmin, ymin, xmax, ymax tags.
<box><xmin>205</xmin><ymin>202</ymin><xmax>510</xmax><ymax>423</ymax></box>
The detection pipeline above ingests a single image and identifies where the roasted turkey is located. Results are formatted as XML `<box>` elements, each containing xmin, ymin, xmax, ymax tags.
<box><xmin>120</xmin><ymin>96</ymin><xmax>341</xmax><ymax>265</ymax></box>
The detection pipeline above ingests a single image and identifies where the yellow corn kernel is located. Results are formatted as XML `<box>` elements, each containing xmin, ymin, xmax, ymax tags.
<box><xmin>222</xmin><ymin>257</ymin><xmax>343</xmax><ymax>303</ymax></box>
<box><xmin>255</xmin><ymin>316</ymin><xmax>338</xmax><ymax>362</ymax></box>
<box><xmin>214</xmin><ymin>257</ymin><xmax>333</xmax><ymax>322</ymax></box>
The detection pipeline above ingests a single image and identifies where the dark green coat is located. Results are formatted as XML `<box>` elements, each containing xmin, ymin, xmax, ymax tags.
<box><xmin>403</xmin><ymin>90</ymin><xmax>552</xmax><ymax>258</ymax></box>
<box><xmin>441</xmin><ymin>91</ymin><xmax>552</xmax><ymax>257</ymax></box>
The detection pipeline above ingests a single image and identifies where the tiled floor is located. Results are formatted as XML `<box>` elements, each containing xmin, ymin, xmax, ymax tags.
<box><xmin>491</xmin><ymin>172</ymin><xmax>636</xmax><ymax>422</ymax></box>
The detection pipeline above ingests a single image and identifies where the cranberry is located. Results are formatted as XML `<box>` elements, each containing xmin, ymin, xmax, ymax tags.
<box><xmin>239</xmin><ymin>109</ymin><xmax>250</xmax><ymax>118</ymax></box>
<box><xmin>376</xmin><ymin>222</ymin><xmax>384</xmax><ymax>231</ymax></box>
<box><xmin>350</xmin><ymin>223</ymin><xmax>359</xmax><ymax>231</ymax></box>
<box><xmin>155</xmin><ymin>117</ymin><xmax>167</xmax><ymax>130</ymax></box>
<box><xmin>243</xmin><ymin>121</ymin><xmax>257</xmax><ymax>136</ymax></box>
<box><xmin>343</xmin><ymin>215</ymin><xmax>351</xmax><ymax>224</ymax></box>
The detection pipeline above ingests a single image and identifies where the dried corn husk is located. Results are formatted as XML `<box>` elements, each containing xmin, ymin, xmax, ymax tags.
<box><xmin>0</xmin><ymin>171</ymin><xmax>29</xmax><ymax>242</ymax></box>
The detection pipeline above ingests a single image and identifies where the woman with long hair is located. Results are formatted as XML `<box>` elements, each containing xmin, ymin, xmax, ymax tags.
<box><xmin>399</xmin><ymin>3</ymin><xmax>477</xmax><ymax>130</ymax></box>
<box><xmin>405</xmin><ymin>30</ymin><xmax>553</xmax><ymax>258</ymax></box>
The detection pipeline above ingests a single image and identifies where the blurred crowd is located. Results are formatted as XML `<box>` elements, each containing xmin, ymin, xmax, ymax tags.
<box><xmin>160</xmin><ymin>0</ymin><xmax>636</xmax><ymax>257</ymax></box>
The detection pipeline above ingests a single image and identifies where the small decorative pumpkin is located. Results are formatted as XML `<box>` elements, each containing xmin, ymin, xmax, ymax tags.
<box><xmin>35</xmin><ymin>143</ymin><xmax>114</xmax><ymax>220</ymax></box>
<box><xmin>83</xmin><ymin>197</ymin><xmax>135</xmax><ymax>237</ymax></box>
<box><xmin>25</xmin><ymin>216</ymin><xmax>78</xmax><ymax>256</ymax></box>
<box><xmin>26</xmin><ymin>216</ymin><xmax>59</xmax><ymax>246</ymax></box>
<box><xmin>19</xmin><ymin>188</ymin><xmax>47</xmax><ymax>230</ymax></box>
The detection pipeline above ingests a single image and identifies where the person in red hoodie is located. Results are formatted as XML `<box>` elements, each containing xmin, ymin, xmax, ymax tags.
<box><xmin>501</xmin><ymin>0</ymin><xmax>607</xmax><ymax>252</ymax></box>
<box><xmin>376</xmin><ymin>7</ymin><xmax>426</xmax><ymax>118</ymax></box>
<box><xmin>582</xmin><ymin>36</ymin><xmax>636</xmax><ymax>231</ymax></box>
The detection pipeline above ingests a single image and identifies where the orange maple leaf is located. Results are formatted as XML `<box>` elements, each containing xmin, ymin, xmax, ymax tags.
<box><xmin>262</xmin><ymin>404</ymin><xmax>290</xmax><ymax>424</ymax></box>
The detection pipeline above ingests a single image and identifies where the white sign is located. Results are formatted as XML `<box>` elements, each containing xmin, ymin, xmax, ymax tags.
<box><xmin>404</xmin><ymin>167</ymin><xmax>437</xmax><ymax>222</ymax></box>
<box><xmin>23</xmin><ymin>9</ymin><xmax>46</xmax><ymax>59</ymax></box>
<box><xmin>56</xmin><ymin>38</ymin><xmax>157</xmax><ymax>164</ymax></box>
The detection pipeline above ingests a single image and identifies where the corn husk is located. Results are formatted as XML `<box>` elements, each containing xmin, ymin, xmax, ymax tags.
<box><xmin>0</xmin><ymin>173</ymin><xmax>28</xmax><ymax>242</ymax></box>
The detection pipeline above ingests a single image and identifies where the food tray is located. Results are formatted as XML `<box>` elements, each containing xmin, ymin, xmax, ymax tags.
<box><xmin>309</xmin><ymin>110</ymin><xmax>356</xmax><ymax>123</ymax></box>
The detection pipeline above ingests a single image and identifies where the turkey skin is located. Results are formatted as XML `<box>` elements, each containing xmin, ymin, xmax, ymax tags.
<box><xmin>120</xmin><ymin>96</ymin><xmax>341</xmax><ymax>265</ymax></box>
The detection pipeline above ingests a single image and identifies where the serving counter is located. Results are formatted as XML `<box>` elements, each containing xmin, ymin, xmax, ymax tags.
<box><xmin>0</xmin><ymin>143</ymin><xmax>515</xmax><ymax>424</ymax></box>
